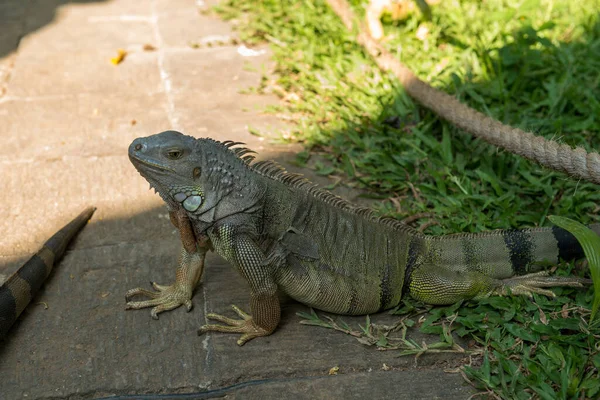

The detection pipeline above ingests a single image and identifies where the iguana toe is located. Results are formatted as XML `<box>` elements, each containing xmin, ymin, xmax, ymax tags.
<box><xmin>125</xmin><ymin>287</ymin><xmax>160</xmax><ymax>300</ymax></box>
<box><xmin>497</xmin><ymin>271</ymin><xmax>591</xmax><ymax>298</ymax></box>
<box><xmin>125</xmin><ymin>282</ymin><xmax>193</xmax><ymax>319</ymax></box>
<box><xmin>151</xmin><ymin>282</ymin><xmax>170</xmax><ymax>291</ymax></box>
<box><xmin>197</xmin><ymin>305</ymin><xmax>270</xmax><ymax>346</ymax></box>
<box><xmin>150</xmin><ymin>299</ymin><xmax>193</xmax><ymax>320</ymax></box>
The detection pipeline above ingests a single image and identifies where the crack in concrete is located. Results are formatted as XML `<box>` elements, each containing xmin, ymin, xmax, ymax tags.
<box><xmin>150</xmin><ymin>1</ymin><xmax>178</xmax><ymax>131</ymax></box>
<box><xmin>87</xmin><ymin>15</ymin><xmax>154</xmax><ymax>23</ymax></box>
<box><xmin>200</xmin><ymin>284</ymin><xmax>213</xmax><ymax>371</ymax></box>
<box><xmin>52</xmin><ymin>375</ymin><xmax>336</xmax><ymax>399</ymax></box>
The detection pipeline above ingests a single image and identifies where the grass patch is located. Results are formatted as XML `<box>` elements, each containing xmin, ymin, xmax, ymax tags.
<box><xmin>550</xmin><ymin>215</ymin><xmax>600</xmax><ymax>321</ymax></box>
<box><xmin>215</xmin><ymin>0</ymin><xmax>600</xmax><ymax>397</ymax></box>
<box><xmin>410</xmin><ymin>295</ymin><xmax>600</xmax><ymax>399</ymax></box>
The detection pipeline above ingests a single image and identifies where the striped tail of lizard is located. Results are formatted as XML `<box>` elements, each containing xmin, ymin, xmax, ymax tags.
<box><xmin>125</xmin><ymin>131</ymin><xmax>594</xmax><ymax>345</ymax></box>
<box><xmin>0</xmin><ymin>207</ymin><xmax>95</xmax><ymax>340</ymax></box>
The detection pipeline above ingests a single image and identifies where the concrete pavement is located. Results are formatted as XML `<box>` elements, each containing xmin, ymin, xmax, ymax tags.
<box><xmin>0</xmin><ymin>1</ymin><xmax>473</xmax><ymax>398</ymax></box>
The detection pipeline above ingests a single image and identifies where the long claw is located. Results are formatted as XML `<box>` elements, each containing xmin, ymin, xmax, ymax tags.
<box><xmin>198</xmin><ymin>305</ymin><xmax>270</xmax><ymax>346</ymax></box>
<box><xmin>125</xmin><ymin>281</ymin><xmax>194</xmax><ymax>318</ymax></box>
<box><xmin>126</xmin><ymin>297</ymin><xmax>166</xmax><ymax>310</ymax></box>
<box><xmin>237</xmin><ymin>332</ymin><xmax>265</xmax><ymax>346</ymax></box>
<box><xmin>231</xmin><ymin>304</ymin><xmax>251</xmax><ymax>319</ymax></box>
<box><xmin>199</xmin><ymin>323</ymin><xmax>246</xmax><ymax>334</ymax></box>
<box><xmin>150</xmin><ymin>301</ymin><xmax>186</xmax><ymax>320</ymax></box>
<box><xmin>498</xmin><ymin>271</ymin><xmax>591</xmax><ymax>298</ymax></box>
<box><xmin>206</xmin><ymin>313</ymin><xmax>241</xmax><ymax>325</ymax></box>
<box><xmin>125</xmin><ymin>287</ymin><xmax>160</xmax><ymax>301</ymax></box>
<box><xmin>151</xmin><ymin>282</ymin><xmax>170</xmax><ymax>291</ymax></box>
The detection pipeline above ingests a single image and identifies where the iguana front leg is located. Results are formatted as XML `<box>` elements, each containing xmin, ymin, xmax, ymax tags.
<box><xmin>125</xmin><ymin>210</ymin><xmax>208</xmax><ymax>319</ymax></box>
<box><xmin>198</xmin><ymin>226</ymin><xmax>280</xmax><ymax>345</ymax></box>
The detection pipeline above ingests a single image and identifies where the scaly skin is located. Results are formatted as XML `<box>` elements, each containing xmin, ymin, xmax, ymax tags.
<box><xmin>0</xmin><ymin>207</ymin><xmax>95</xmax><ymax>340</ymax></box>
<box><xmin>126</xmin><ymin>130</ymin><xmax>593</xmax><ymax>345</ymax></box>
<box><xmin>125</xmin><ymin>209</ymin><xmax>208</xmax><ymax>319</ymax></box>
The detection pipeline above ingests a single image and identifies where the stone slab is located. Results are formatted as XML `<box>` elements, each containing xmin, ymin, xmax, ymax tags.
<box><xmin>0</xmin><ymin>227</ymin><xmax>209</xmax><ymax>399</ymax></box>
<box><xmin>164</xmin><ymin>46</ymin><xmax>273</xmax><ymax>106</ymax></box>
<box><xmin>6</xmin><ymin>48</ymin><xmax>162</xmax><ymax>97</ymax></box>
<box><xmin>163</xmin><ymin>46</ymin><xmax>287</xmax><ymax>147</ymax></box>
<box><xmin>0</xmin><ymin>155</ymin><xmax>161</xmax><ymax>259</ymax></box>
<box><xmin>25</xmin><ymin>0</ymin><xmax>152</xmax><ymax>28</ymax></box>
<box><xmin>156</xmin><ymin>2</ymin><xmax>234</xmax><ymax>48</ymax></box>
<box><xmin>19</xmin><ymin>14</ymin><xmax>156</xmax><ymax>54</ymax></box>
<box><xmin>183</xmin><ymin>370</ymin><xmax>472</xmax><ymax>399</ymax></box>
<box><xmin>0</xmin><ymin>210</ymin><xmax>473</xmax><ymax>398</ymax></box>
<box><xmin>0</xmin><ymin>92</ymin><xmax>170</xmax><ymax>161</ymax></box>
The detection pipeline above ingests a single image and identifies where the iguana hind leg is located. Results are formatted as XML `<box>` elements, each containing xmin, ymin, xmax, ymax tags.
<box><xmin>198</xmin><ymin>297</ymin><xmax>279</xmax><ymax>346</ymax></box>
<box><xmin>496</xmin><ymin>271</ymin><xmax>590</xmax><ymax>297</ymax></box>
<box><xmin>409</xmin><ymin>264</ymin><xmax>590</xmax><ymax>305</ymax></box>
<box><xmin>199</xmin><ymin>227</ymin><xmax>280</xmax><ymax>345</ymax></box>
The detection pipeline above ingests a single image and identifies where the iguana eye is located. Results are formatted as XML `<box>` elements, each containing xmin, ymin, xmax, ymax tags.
<box><xmin>167</xmin><ymin>149</ymin><xmax>183</xmax><ymax>159</ymax></box>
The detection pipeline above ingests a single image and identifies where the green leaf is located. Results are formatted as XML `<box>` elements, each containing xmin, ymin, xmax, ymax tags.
<box><xmin>505</xmin><ymin>324</ymin><xmax>538</xmax><ymax>342</ymax></box>
<box><xmin>548</xmin><ymin>215</ymin><xmax>600</xmax><ymax>321</ymax></box>
<box><xmin>340</xmin><ymin>153</ymin><xmax>356</xmax><ymax>178</ymax></box>
<box><xmin>375</xmin><ymin>334</ymin><xmax>388</xmax><ymax>347</ymax></box>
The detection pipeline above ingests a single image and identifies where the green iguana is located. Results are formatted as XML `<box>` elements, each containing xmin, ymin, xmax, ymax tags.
<box><xmin>125</xmin><ymin>130</ymin><xmax>594</xmax><ymax>345</ymax></box>
<box><xmin>0</xmin><ymin>207</ymin><xmax>95</xmax><ymax>340</ymax></box>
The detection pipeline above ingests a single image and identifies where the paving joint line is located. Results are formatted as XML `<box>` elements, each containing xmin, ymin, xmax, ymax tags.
<box><xmin>151</xmin><ymin>0</ymin><xmax>178</xmax><ymax>131</ymax></box>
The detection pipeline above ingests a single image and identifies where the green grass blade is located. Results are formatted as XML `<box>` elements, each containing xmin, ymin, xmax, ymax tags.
<box><xmin>548</xmin><ymin>215</ymin><xmax>600</xmax><ymax>321</ymax></box>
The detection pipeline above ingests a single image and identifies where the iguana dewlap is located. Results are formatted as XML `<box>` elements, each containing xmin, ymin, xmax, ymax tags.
<box><xmin>126</xmin><ymin>130</ymin><xmax>594</xmax><ymax>345</ymax></box>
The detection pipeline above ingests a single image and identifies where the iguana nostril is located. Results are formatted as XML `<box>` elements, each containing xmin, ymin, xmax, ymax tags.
<box><xmin>134</xmin><ymin>143</ymin><xmax>143</xmax><ymax>151</ymax></box>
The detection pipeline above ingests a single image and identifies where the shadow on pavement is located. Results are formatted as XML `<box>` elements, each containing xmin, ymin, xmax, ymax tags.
<box><xmin>0</xmin><ymin>157</ymin><xmax>473</xmax><ymax>399</ymax></box>
<box><xmin>1</xmin><ymin>0</ymin><xmax>113</xmax><ymax>60</ymax></box>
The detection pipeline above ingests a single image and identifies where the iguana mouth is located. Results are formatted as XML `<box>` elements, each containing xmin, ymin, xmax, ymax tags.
<box><xmin>129</xmin><ymin>153</ymin><xmax>175</xmax><ymax>173</ymax></box>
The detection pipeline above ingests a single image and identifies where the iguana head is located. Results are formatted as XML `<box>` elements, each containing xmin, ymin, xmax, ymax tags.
<box><xmin>129</xmin><ymin>130</ymin><xmax>263</xmax><ymax>219</ymax></box>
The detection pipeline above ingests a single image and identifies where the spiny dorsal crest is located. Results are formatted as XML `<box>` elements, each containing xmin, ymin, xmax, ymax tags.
<box><xmin>204</xmin><ymin>138</ymin><xmax>419</xmax><ymax>235</ymax></box>
<box><xmin>207</xmin><ymin>139</ymin><xmax>422</xmax><ymax>236</ymax></box>
<box><xmin>201</xmin><ymin>139</ymin><xmax>257</xmax><ymax>165</ymax></box>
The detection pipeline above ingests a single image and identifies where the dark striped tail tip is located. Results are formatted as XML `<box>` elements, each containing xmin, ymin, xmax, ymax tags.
<box><xmin>43</xmin><ymin>207</ymin><xmax>96</xmax><ymax>258</ymax></box>
<box><xmin>0</xmin><ymin>207</ymin><xmax>95</xmax><ymax>340</ymax></box>
<box><xmin>551</xmin><ymin>225</ymin><xmax>585</xmax><ymax>261</ymax></box>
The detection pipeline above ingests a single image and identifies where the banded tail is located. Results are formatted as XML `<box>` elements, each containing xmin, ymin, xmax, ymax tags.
<box><xmin>407</xmin><ymin>223</ymin><xmax>598</xmax><ymax>305</ymax></box>
<box><xmin>428</xmin><ymin>224</ymin><xmax>600</xmax><ymax>276</ymax></box>
<box><xmin>0</xmin><ymin>207</ymin><xmax>96</xmax><ymax>339</ymax></box>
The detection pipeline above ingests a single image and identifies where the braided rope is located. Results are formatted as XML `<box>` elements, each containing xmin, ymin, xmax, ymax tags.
<box><xmin>327</xmin><ymin>0</ymin><xmax>600</xmax><ymax>185</ymax></box>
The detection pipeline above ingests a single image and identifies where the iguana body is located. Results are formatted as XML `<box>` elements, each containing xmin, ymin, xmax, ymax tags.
<box><xmin>126</xmin><ymin>131</ymin><xmax>593</xmax><ymax>345</ymax></box>
<box><xmin>0</xmin><ymin>207</ymin><xmax>95</xmax><ymax>340</ymax></box>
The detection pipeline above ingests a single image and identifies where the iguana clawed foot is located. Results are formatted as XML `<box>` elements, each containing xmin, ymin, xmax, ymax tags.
<box><xmin>497</xmin><ymin>271</ymin><xmax>591</xmax><ymax>298</ymax></box>
<box><xmin>125</xmin><ymin>281</ymin><xmax>193</xmax><ymax>319</ymax></box>
<box><xmin>198</xmin><ymin>305</ymin><xmax>270</xmax><ymax>346</ymax></box>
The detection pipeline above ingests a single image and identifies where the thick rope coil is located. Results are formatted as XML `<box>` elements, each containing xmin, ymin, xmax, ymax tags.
<box><xmin>327</xmin><ymin>0</ymin><xmax>600</xmax><ymax>185</ymax></box>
